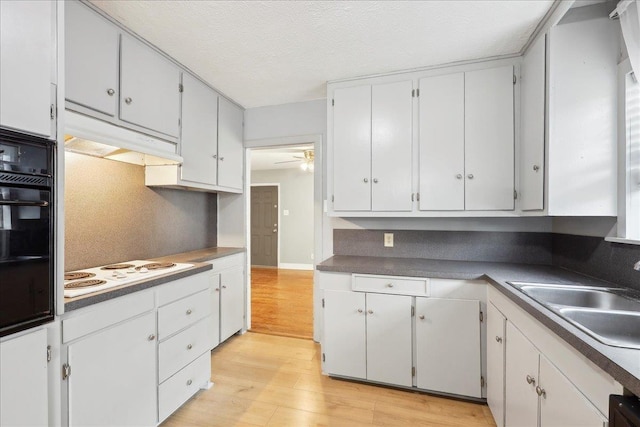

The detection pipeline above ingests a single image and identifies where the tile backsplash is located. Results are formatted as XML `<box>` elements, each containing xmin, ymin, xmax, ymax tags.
<box><xmin>64</xmin><ymin>153</ymin><xmax>217</xmax><ymax>271</ymax></box>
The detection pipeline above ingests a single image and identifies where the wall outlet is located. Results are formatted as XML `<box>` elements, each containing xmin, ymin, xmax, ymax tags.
<box><xmin>384</xmin><ymin>233</ymin><xmax>394</xmax><ymax>247</ymax></box>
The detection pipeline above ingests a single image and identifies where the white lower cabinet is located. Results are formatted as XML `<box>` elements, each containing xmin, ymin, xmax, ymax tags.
<box><xmin>0</xmin><ymin>328</ymin><xmax>50</xmax><ymax>427</ymax></box>
<box><xmin>209</xmin><ymin>253</ymin><xmax>245</xmax><ymax>345</ymax></box>
<box><xmin>415</xmin><ymin>297</ymin><xmax>482</xmax><ymax>398</ymax></box>
<box><xmin>488</xmin><ymin>287</ymin><xmax>619</xmax><ymax>427</ymax></box>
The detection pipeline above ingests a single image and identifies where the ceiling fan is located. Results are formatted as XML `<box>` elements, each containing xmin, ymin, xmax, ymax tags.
<box><xmin>275</xmin><ymin>149</ymin><xmax>315</xmax><ymax>171</ymax></box>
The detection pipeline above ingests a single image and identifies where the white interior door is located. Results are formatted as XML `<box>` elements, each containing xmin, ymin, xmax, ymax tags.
<box><xmin>465</xmin><ymin>66</ymin><xmax>515</xmax><ymax>210</ymax></box>
<box><xmin>415</xmin><ymin>298</ymin><xmax>482</xmax><ymax>397</ymax></box>
<box><xmin>418</xmin><ymin>73</ymin><xmax>465</xmax><ymax>210</ymax></box>
<box><xmin>371</xmin><ymin>80</ymin><xmax>413</xmax><ymax>211</ymax></box>
<box><xmin>366</xmin><ymin>293</ymin><xmax>412</xmax><ymax>387</ymax></box>
<box><xmin>487</xmin><ymin>302</ymin><xmax>506</xmax><ymax>427</ymax></box>
<box><xmin>322</xmin><ymin>290</ymin><xmax>366</xmax><ymax>379</ymax></box>
<box><xmin>332</xmin><ymin>85</ymin><xmax>372</xmax><ymax>211</ymax></box>
<box><xmin>504</xmin><ymin>321</ymin><xmax>539</xmax><ymax>427</ymax></box>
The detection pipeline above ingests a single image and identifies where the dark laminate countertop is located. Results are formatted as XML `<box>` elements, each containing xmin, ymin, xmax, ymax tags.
<box><xmin>64</xmin><ymin>247</ymin><xmax>245</xmax><ymax>312</ymax></box>
<box><xmin>317</xmin><ymin>255</ymin><xmax>640</xmax><ymax>396</ymax></box>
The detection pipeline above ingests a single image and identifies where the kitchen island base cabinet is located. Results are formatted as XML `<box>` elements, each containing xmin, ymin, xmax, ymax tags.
<box><xmin>0</xmin><ymin>328</ymin><xmax>49</xmax><ymax>427</ymax></box>
<box><xmin>67</xmin><ymin>311</ymin><xmax>157</xmax><ymax>427</ymax></box>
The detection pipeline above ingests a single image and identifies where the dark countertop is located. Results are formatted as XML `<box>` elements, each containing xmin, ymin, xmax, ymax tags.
<box><xmin>317</xmin><ymin>255</ymin><xmax>640</xmax><ymax>396</ymax></box>
<box><xmin>64</xmin><ymin>247</ymin><xmax>245</xmax><ymax>312</ymax></box>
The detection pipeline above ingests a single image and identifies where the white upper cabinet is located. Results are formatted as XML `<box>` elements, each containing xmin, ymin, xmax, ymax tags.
<box><xmin>120</xmin><ymin>34</ymin><xmax>181</xmax><ymax>139</ymax></box>
<box><xmin>519</xmin><ymin>35</ymin><xmax>546</xmax><ymax>211</ymax></box>
<box><xmin>465</xmin><ymin>66</ymin><xmax>515</xmax><ymax>211</ymax></box>
<box><xmin>332</xmin><ymin>81</ymin><xmax>413</xmax><ymax>212</ymax></box>
<box><xmin>217</xmin><ymin>97</ymin><xmax>244</xmax><ymax>191</ymax></box>
<box><xmin>0</xmin><ymin>0</ymin><xmax>55</xmax><ymax>138</ymax></box>
<box><xmin>180</xmin><ymin>73</ymin><xmax>218</xmax><ymax>186</ymax></box>
<box><xmin>547</xmin><ymin>13</ymin><xmax>618</xmax><ymax>216</ymax></box>
<box><xmin>65</xmin><ymin>0</ymin><xmax>119</xmax><ymax>117</ymax></box>
<box><xmin>419</xmin><ymin>73</ymin><xmax>465</xmax><ymax>210</ymax></box>
<box><xmin>333</xmin><ymin>85</ymin><xmax>372</xmax><ymax>211</ymax></box>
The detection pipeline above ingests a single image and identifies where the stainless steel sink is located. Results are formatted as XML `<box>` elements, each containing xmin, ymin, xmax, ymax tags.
<box><xmin>508</xmin><ymin>282</ymin><xmax>640</xmax><ymax>312</ymax></box>
<box><xmin>557</xmin><ymin>307</ymin><xmax>640</xmax><ymax>349</ymax></box>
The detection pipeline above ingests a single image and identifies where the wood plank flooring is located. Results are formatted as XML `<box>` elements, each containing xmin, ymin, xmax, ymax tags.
<box><xmin>161</xmin><ymin>332</ymin><xmax>497</xmax><ymax>427</ymax></box>
<box><xmin>250</xmin><ymin>267</ymin><xmax>313</xmax><ymax>339</ymax></box>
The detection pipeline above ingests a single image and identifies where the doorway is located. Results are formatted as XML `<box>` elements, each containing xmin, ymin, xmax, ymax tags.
<box><xmin>247</xmin><ymin>144</ymin><xmax>315</xmax><ymax>339</ymax></box>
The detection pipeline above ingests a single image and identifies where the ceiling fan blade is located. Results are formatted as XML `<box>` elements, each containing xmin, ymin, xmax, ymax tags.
<box><xmin>274</xmin><ymin>160</ymin><xmax>300</xmax><ymax>164</ymax></box>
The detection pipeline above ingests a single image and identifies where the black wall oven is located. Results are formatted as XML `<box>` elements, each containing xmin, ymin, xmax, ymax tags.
<box><xmin>0</xmin><ymin>129</ymin><xmax>55</xmax><ymax>337</ymax></box>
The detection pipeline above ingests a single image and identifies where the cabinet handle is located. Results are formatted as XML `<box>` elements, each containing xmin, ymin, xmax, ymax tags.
<box><xmin>187</xmin><ymin>344</ymin><xmax>193</xmax><ymax>350</ymax></box>
<box><xmin>213</xmin><ymin>154</ymin><xmax>217</xmax><ymax>159</ymax></box>
<box><xmin>219</xmin><ymin>157</ymin><xmax>224</xmax><ymax>161</ymax></box>
<box><xmin>107</xmin><ymin>88</ymin><xmax>115</xmax><ymax>96</ymax></box>
<box><xmin>363</xmin><ymin>178</ymin><xmax>369</xmax><ymax>183</ymax></box>
<box><xmin>357</xmin><ymin>309</ymin><xmax>363</xmax><ymax>313</ymax></box>
<box><xmin>367</xmin><ymin>309</ymin><xmax>373</xmax><ymax>314</ymax></box>
<box><xmin>373</xmin><ymin>178</ymin><xmax>378</xmax><ymax>183</ymax></box>
<box><xmin>526</xmin><ymin>375</ymin><xmax>536</xmax><ymax>385</ymax></box>
<box><xmin>456</xmin><ymin>174</ymin><xmax>463</xmax><ymax>180</ymax></box>
<box><xmin>215</xmin><ymin>287</ymin><xmax>220</xmax><ymax>292</ymax></box>
<box><xmin>124</xmin><ymin>97</ymin><xmax>132</xmax><ymax>104</ymax></box>
<box><xmin>495</xmin><ymin>336</ymin><xmax>503</xmax><ymax>343</ymax></box>
<box><xmin>467</xmin><ymin>174</ymin><xmax>474</xmax><ymax>179</ymax></box>
<box><xmin>222</xmin><ymin>285</ymin><xmax>227</xmax><ymax>289</ymax></box>
<box><xmin>386</xmin><ymin>283</ymin><xmax>394</xmax><ymax>288</ymax></box>
<box><xmin>186</xmin><ymin>309</ymin><xmax>193</xmax><ymax>315</ymax></box>
<box><xmin>418</xmin><ymin>315</ymin><xmax>425</xmax><ymax>320</ymax></box>
<box><xmin>148</xmin><ymin>334</ymin><xmax>156</xmax><ymax>341</ymax></box>
<box><xmin>186</xmin><ymin>379</ymin><xmax>193</xmax><ymax>386</ymax></box>
<box><xmin>535</xmin><ymin>385</ymin><xmax>546</xmax><ymax>398</ymax></box>
<box><xmin>533</xmin><ymin>165</ymin><xmax>540</xmax><ymax>172</ymax></box>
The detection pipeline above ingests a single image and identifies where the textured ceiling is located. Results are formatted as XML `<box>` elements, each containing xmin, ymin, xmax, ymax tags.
<box><xmin>90</xmin><ymin>0</ymin><xmax>555</xmax><ymax>108</ymax></box>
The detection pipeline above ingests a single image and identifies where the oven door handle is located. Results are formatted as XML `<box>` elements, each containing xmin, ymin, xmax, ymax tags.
<box><xmin>0</xmin><ymin>200</ymin><xmax>49</xmax><ymax>207</ymax></box>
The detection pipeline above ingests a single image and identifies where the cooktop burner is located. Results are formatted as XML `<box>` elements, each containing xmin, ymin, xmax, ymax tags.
<box><xmin>135</xmin><ymin>262</ymin><xmax>176</xmax><ymax>271</ymax></box>
<box><xmin>64</xmin><ymin>272</ymin><xmax>95</xmax><ymax>281</ymax></box>
<box><xmin>100</xmin><ymin>263</ymin><xmax>135</xmax><ymax>270</ymax></box>
<box><xmin>64</xmin><ymin>279</ymin><xmax>107</xmax><ymax>289</ymax></box>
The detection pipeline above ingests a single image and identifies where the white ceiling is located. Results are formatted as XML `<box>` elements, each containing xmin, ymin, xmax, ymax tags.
<box><xmin>90</xmin><ymin>0</ymin><xmax>556</xmax><ymax>109</ymax></box>
<box><xmin>251</xmin><ymin>145</ymin><xmax>314</xmax><ymax>171</ymax></box>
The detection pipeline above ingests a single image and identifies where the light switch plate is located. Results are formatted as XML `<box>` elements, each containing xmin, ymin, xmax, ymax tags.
<box><xmin>384</xmin><ymin>233</ymin><xmax>394</xmax><ymax>247</ymax></box>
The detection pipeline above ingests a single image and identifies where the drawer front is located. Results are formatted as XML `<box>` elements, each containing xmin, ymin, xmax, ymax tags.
<box><xmin>158</xmin><ymin>352</ymin><xmax>210</xmax><ymax>422</ymax></box>
<box><xmin>207</xmin><ymin>252</ymin><xmax>244</xmax><ymax>272</ymax></box>
<box><xmin>158</xmin><ymin>289</ymin><xmax>211</xmax><ymax>340</ymax></box>
<box><xmin>353</xmin><ymin>274</ymin><xmax>429</xmax><ymax>296</ymax></box>
<box><xmin>159</xmin><ymin>317</ymin><xmax>212</xmax><ymax>382</ymax></box>
<box><xmin>157</xmin><ymin>272</ymin><xmax>210</xmax><ymax>307</ymax></box>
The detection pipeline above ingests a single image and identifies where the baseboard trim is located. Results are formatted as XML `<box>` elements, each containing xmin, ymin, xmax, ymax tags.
<box><xmin>278</xmin><ymin>263</ymin><xmax>314</xmax><ymax>271</ymax></box>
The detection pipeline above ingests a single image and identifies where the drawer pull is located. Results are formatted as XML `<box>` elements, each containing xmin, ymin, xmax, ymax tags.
<box><xmin>186</xmin><ymin>379</ymin><xmax>193</xmax><ymax>386</ymax></box>
<box><xmin>535</xmin><ymin>385</ymin><xmax>546</xmax><ymax>398</ymax></box>
<box><xmin>186</xmin><ymin>309</ymin><xmax>193</xmax><ymax>315</ymax></box>
<box><xmin>418</xmin><ymin>315</ymin><xmax>425</xmax><ymax>320</ymax></box>
<box><xmin>357</xmin><ymin>309</ymin><xmax>363</xmax><ymax>314</ymax></box>
<box><xmin>148</xmin><ymin>334</ymin><xmax>156</xmax><ymax>341</ymax></box>
<box><xmin>187</xmin><ymin>344</ymin><xmax>193</xmax><ymax>350</ymax></box>
<box><xmin>367</xmin><ymin>309</ymin><xmax>373</xmax><ymax>315</ymax></box>
<box><xmin>222</xmin><ymin>285</ymin><xmax>227</xmax><ymax>289</ymax></box>
<box><xmin>495</xmin><ymin>336</ymin><xmax>503</xmax><ymax>343</ymax></box>
<box><xmin>215</xmin><ymin>287</ymin><xmax>220</xmax><ymax>292</ymax></box>
<box><xmin>526</xmin><ymin>375</ymin><xmax>536</xmax><ymax>385</ymax></box>
<box><xmin>386</xmin><ymin>283</ymin><xmax>394</xmax><ymax>288</ymax></box>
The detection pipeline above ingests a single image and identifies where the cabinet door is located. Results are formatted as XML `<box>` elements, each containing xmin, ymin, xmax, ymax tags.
<box><xmin>332</xmin><ymin>85</ymin><xmax>372</xmax><ymax>211</ymax></box>
<box><xmin>181</xmin><ymin>73</ymin><xmax>218</xmax><ymax>185</ymax></box>
<box><xmin>539</xmin><ymin>356</ymin><xmax>606</xmax><ymax>427</ymax></box>
<box><xmin>322</xmin><ymin>290</ymin><xmax>366</xmax><ymax>379</ymax></box>
<box><xmin>504</xmin><ymin>321</ymin><xmax>539</xmax><ymax>427</ymax></box>
<box><xmin>415</xmin><ymin>298</ymin><xmax>482</xmax><ymax>397</ymax></box>
<box><xmin>210</xmin><ymin>273</ymin><xmax>221</xmax><ymax>348</ymax></box>
<box><xmin>520</xmin><ymin>36</ymin><xmax>546</xmax><ymax>211</ymax></box>
<box><xmin>217</xmin><ymin>97</ymin><xmax>244</xmax><ymax>190</ymax></box>
<box><xmin>120</xmin><ymin>34</ymin><xmax>180</xmax><ymax>138</ymax></box>
<box><xmin>418</xmin><ymin>73</ymin><xmax>465</xmax><ymax>210</ymax></box>
<box><xmin>0</xmin><ymin>0</ymin><xmax>54</xmax><ymax>138</ymax></box>
<box><xmin>220</xmin><ymin>267</ymin><xmax>244</xmax><ymax>343</ymax></box>
<box><xmin>487</xmin><ymin>302</ymin><xmax>506</xmax><ymax>427</ymax></box>
<box><xmin>68</xmin><ymin>312</ymin><xmax>157</xmax><ymax>427</ymax></box>
<box><xmin>0</xmin><ymin>329</ymin><xmax>48</xmax><ymax>426</ymax></box>
<box><xmin>65</xmin><ymin>1</ymin><xmax>119</xmax><ymax>117</ymax></box>
<box><xmin>366</xmin><ymin>293</ymin><xmax>412</xmax><ymax>387</ymax></box>
<box><xmin>465</xmin><ymin>66</ymin><xmax>515</xmax><ymax>211</ymax></box>
<box><xmin>371</xmin><ymin>80</ymin><xmax>413</xmax><ymax>211</ymax></box>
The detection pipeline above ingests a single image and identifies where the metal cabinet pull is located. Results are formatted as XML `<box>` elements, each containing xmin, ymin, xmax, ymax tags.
<box><xmin>363</xmin><ymin>178</ymin><xmax>369</xmax><ymax>183</ymax></box>
<box><xmin>456</xmin><ymin>174</ymin><xmax>463</xmax><ymax>179</ymax></box>
<box><xmin>148</xmin><ymin>334</ymin><xmax>156</xmax><ymax>341</ymax></box>
<box><xmin>386</xmin><ymin>283</ymin><xmax>394</xmax><ymax>288</ymax></box>
<box><xmin>215</xmin><ymin>288</ymin><xmax>220</xmax><ymax>292</ymax></box>
<box><xmin>186</xmin><ymin>379</ymin><xmax>193</xmax><ymax>386</ymax></box>
<box><xmin>222</xmin><ymin>285</ymin><xmax>227</xmax><ymax>289</ymax></box>
<box><xmin>367</xmin><ymin>309</ymin><xmax>373</xmax><ymax>314</ymax></box>
<box><xmin>495</xmin><ymin>336</ymin><xmax>502</xmax><ymax>343</ymax></box>
<box><xmin>373</xmin><ymin>178</ymin><xmax>379</xmax><ymax>183</ymax></box>
<box><xmin>219</xmin><ymin>157</ymin><xmax>224</xmax><ymax>161</ymax></box>
<box><xmin>467</xmin><ymin>174</ymin><xmax>474</xmax><ymax>179</ymax></box>
<box><xmin>418</xmin><ymin>315</ymin><xmax>425</xmax><ymax>320</ymax></box>
<box><xmin>187</xmin><ymin>344</ymin><xmax>193</xmax><ymax>350</ymax></box>
<box><xmin>357</xmin><ymin>309</ymin><xmax>363</xmax><ymax>313</ymax></box>
<box><xmin>536</xmin><ymin>385</ymin><xmax>546</xmax><ymax>398</ymax></box>
<box><xmin>124</xmin><ymin>97</ymin><xmax>132</xmax><ymax>104</ymax></box>
<box><xmin>107</xmin><ymin>88</ymin><xmax>115</xmax><ymax>96</ymax></box>
<box><xmin>186</xmin><ymin>309</ymin><xmax>192</xmax><ymax>315</ymax></box>
<box><xmin>0</xmin><ymin>200</ymin><xmax>49</xmax><ymax>207</ymax></box>
<box><xmin>533</xmin><ymin>165</ymin><xmax>540</xmax><ymax>172</ymax></box>
<box><xmin>526</xmin><ymin>375</ymin><xmax>536</xmax><ymax>385</ymax></box>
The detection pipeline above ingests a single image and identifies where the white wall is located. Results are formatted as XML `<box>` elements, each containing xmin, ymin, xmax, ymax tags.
<box><xmin>244</xmin><ymin>100</ymin><xmax>326</xmax><ymax>142</ymax></box>
<box><xmin>252</xmin><ymin>168</ymin><xmax>314</xmax><ymax>267</ymax></box>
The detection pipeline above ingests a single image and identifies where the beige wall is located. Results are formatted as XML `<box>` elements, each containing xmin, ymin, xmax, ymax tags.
<box><xmin>64</xmin><ymin>153</ymin><xmax>217</xmax><ymax>271</ymax></box>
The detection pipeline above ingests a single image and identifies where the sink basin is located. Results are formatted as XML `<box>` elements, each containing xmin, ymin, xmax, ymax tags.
<box><xmin>507</xmin><ymin>282</ymin><xmax>640</xmax><ymax>312</ymax></box>
<box><xmin>557</xmin><ymin>307</ymin><xmax>640</xmax><ymax>349</ymax></box>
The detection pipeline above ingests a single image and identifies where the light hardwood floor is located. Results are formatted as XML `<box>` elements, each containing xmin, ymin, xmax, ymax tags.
<box><xmin>250</xmin><ymin>267</ymin><xmax>313</xmax><ymax>339</ymax></box>
<box><xmin>161</xmin><ymin>332</ymin><xmax>497</xmax><ymax>427</ymax></box>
